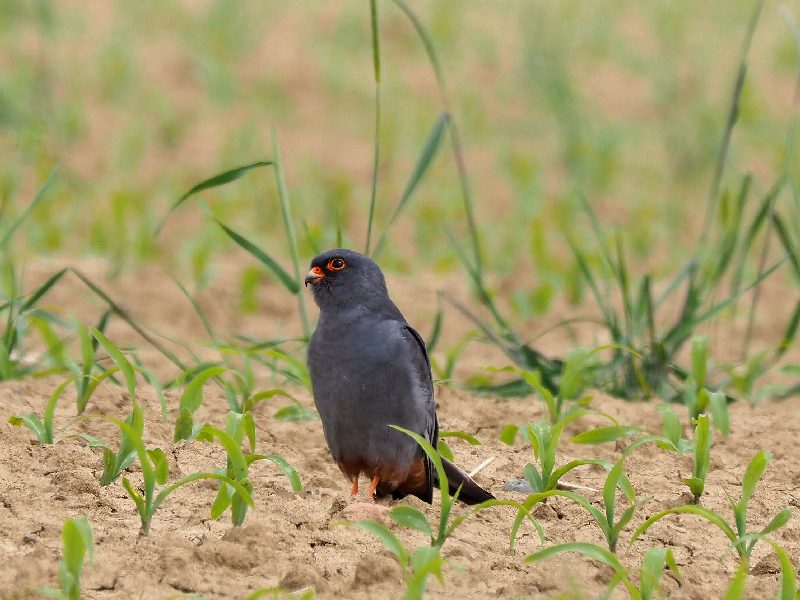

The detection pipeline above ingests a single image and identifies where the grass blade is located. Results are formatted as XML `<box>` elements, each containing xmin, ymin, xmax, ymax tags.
<box><xmin>0</xmin><ymin>169</ymin><xmax>58</xmax><ymax>249</ymax></box>
<box><xmin>155</xmin><ymin>161</ymin><xmax>272</xmax><ymax>236</ymax></box>
<box><xmin>373</xmin><ymin>113</ymin><xmax>449</xmax><ymax>258</ymax></box>
<box><xmin>212</xmin><ymin>218</ymin><xmax>299</xmax><ymax>294</ymax></box>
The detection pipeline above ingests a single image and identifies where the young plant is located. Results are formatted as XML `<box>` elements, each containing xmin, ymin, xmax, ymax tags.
<box><xmin>526</xmin><ymin>544</ymin><xmax>680</xmax><ymax>599</ymax></box>
<box><xmin>722</xmin><ymin>540</ymin><xmax>798</xmax><ymax>600</ymax></box>
<box><xmin>204</xmin><ymin>412</ymin><xmax>302</xmax><ymax>526</ymax></box>
<box><xmin>684</xmin><ymin>336</ymin><xmax>730</xmax><ymax>434</ymax></box>
<box><xmin>631</xmin><ymin>449</ymin><xmax>792</xmax><ymax>563</ymax></box>
<box><xmin>352</xmin><ymin>425</ymin><xmax>530</xmax><ymax>599</ymax></box>
<box><xmin>503</xmin><ymin>409</ymin><xmax>619</xmax><ymax>495</ymax></box>
<box><xmin>40</xmin><ymin>517</ymin><xmax>94</xmax><ymax>600</ymax></box>
<box><xmin>8</xmin><ymin>325</ymin><xmax>135</xmax><ymax>448</ymax></box>
<box><xmin>0</xmin><ymin>267</ymin><xmax>69</xmax><ymax>380</ymax></box>
<box><xmin>95</xmin><ymin>414</ymin><xmax>255</xmax><ymax>535</ymax></box>
<box><xmin>512</xmin><ymin>456</ymin><xmax>637</xmax><ymax>553</ymax></box>
<box><xmin>683</xmin><ymin>413</ymin><xmax>711</xmax><ymax>504</ymax></box>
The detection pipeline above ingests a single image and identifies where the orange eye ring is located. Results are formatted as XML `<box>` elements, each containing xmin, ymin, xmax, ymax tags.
<box><xmin>327</xmin><ymin>258</ymin><xmax>346</xmax><ymax>271</ymax></box>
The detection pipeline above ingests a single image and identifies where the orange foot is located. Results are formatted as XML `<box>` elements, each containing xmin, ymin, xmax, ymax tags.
<box><xmin>368</xmin><ymin>474</ymin><xmax>380</xmax><ymax>501</ymax></box>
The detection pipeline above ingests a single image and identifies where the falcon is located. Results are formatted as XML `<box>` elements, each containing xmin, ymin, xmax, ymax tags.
<box><xmin>305</xmin><ymin>249</ymin><xmax>494</xmax><ymax>504</ymax></box>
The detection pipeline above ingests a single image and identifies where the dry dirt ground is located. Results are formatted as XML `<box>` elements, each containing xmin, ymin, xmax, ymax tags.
<box><xmin>1</xmin><ymin>262</ymin><xmax>799</xmax><ymax>600</ymax></box>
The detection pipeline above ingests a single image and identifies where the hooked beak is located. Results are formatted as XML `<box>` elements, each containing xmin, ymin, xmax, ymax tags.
<box><xmin>305</xmin><ymin>266</ymin><xmax>324</xmax><ymax>286</ymax></box>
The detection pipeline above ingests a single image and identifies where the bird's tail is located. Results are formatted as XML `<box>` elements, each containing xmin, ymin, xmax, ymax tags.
<box><xmin>436</xmin><ymin>458</ymin><xmax>495</xmax><ymax>505</ymax></box>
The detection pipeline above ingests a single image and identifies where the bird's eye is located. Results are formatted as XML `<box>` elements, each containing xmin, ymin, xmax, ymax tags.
<box><xmin>327</xmin><ymin>258</ymin><xmax>346</xmax><ymax>271</ymax></box>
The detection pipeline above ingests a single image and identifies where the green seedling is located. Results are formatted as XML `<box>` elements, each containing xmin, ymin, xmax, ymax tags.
<box><xmin>9</xmin><ymin>378</ymin><xmax>77</xmax><ymax>444</ymax></box>
<box><xmin>683</xmin><ymin>413</ymin><xmax>711</xmax><ymax>503</ymax></box>
<box><xmin>684</xmin><ymin>336</ymin><xmax>730</xmax><ymax>434</ymax></box>
<box><xmin>173</xmin><ymin>364</ymin><xmax>227</xmax><ymax>441</ymax></box>
<box><xmin>503</xmin><ymin>409</ymin><xmax>620</xmax><ymax>495</ymax></box>
<box><xmin>512</xmin><ymin>456</ymin><xmax>637</xmax><ymax>553</ymax></box>
<box><xmin>353</xmin><ymin>425</ymin><xmax>532</xmax><ymax>599</ymax></box>
<box><xmin>204</xmin><ymin>413</ymin><xmax>301</xmax><ymax>526</ymax></box>
<box><xmin>93</xmin><ymin>415</ymin><xmax>255</xmax><ymax>535</ymax></box>
<box><xmin>631</xmin><ymin>449</ymin><xmax>792</xmax><ymax>563</ymax></box>
<box><xmin>8</xmin><ymin>325</ymin><xmax>136</xmax><ymax>448</ymax></box>
<box><xmin>526</xmin><ymin>543</ymin><xmax>680</xmax><ymax>599</ymax></box>
<box><xmin>40</xmin><ymin>516</ymin><xmax>94</xmax><ymax>600</ymax></box>
<box><xmin>657</xmin><ymin>404</ymin><xmax>693</xmax><ymax>454</ymax></box>
<box><xmin>0</xmin><ymin>267</ymin><xmax>69</xmax><ymax>381</ymax></box>
<box><xmin>725</xmin><ymin>540</ymin><xmax>798</xmax><ymax>600</ymax></box>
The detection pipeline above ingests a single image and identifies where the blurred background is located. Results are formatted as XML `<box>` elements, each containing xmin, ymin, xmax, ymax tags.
<box><xmin>1</xmin><ymin>1</ymin><xmax>799</xmax><ymax>392</ymax></box>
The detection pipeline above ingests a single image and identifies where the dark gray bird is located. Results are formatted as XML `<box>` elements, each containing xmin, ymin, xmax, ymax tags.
<box><xmin>305</xmin><ymin>248</ymin><xmax>494</xmax><ymax>505</ymax></box>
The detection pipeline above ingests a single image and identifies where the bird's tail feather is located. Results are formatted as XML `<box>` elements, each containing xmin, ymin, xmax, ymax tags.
<box><xmin>436</xmin><ymin>458</ymin><xmax>495</xmax><ymax>505</ymax></box>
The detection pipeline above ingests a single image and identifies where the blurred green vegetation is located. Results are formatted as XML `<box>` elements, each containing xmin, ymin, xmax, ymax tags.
<box><xmin>1</xmin><ymin>0</ymin><xmax>798</xmax><ymax>316</ymax></box>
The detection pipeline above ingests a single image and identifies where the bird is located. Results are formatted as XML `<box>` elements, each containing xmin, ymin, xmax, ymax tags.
<box><xmin>305</xmin><ymin>248</ymin><xmax>494</xmax><ymax>505</ymax></box>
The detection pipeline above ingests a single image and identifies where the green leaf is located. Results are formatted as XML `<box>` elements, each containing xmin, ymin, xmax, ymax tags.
<box><xmin>198</xmin><ymin>425</ymin><xmax>249</xmax><ymax>481</ymax></box>
<box><xmin>179</xmin><ymin>365</ymin><xmax>226</xmax><ymax>414</ymax></box>
<box><xmin>683</xmin><ymin>477</ymin><xmax>705</xmax><ymax>497</ymax></box>
<box><xmin>88</xmin><ymin>328</ymin><xmax>137</xmax><ymax>406</ymax></box>
<box><xmin>61</xmin><ymin>518</ymin><xmax>89</xmax><ymax>584</ymax></box>
<box><xmin>439</xmin><ymin>430</ymin><xmax>481</xmax><ymax>445</ymax></box>
<box><xmin>147</xmin><ymin>448</ymin><xmax>169</xmax><ymax>485</ymax></box>
<box><xmin>437</xmin><ymin>439</ymin><xmax>453</xmax><ymax>461</ymax></box>
<box><xmin>630</xmin><ymin>505</ymin><xmax>738</xmax><ymax>549</ymax></box>
<box><xmin>570</xmin><ymin>425</ymin><xmax>639</xmax><ymax>445</ymax></box>
<box><xmin>213</xmin><ymin>219</ymin><xmax>300</xmax><ymax>294</ymax></box>
<box><xmin>353</xmin><ymin>520</ymin><xmax>408</xmax><ymax>565</ymax></box>
<box><xmin>0</xmin><ymin>169</ymin><xmax>58</xmax><ymax>249</ymax></box>
<box><xmin>373</xmin><ymin>113</ymin><xmax>449</xmax><ymax>258</ymax></box>
<box><xmin>758</xmin><ymin>508</ymin><xmax>792</xmax><ymax>537</ymax></box>
<box><xmin>8</xmin><ymin>412</ymin><xmax>48</xmax><ymax>443</ymax></box>
<box><xmin>390</xmin><ymin>506</ymin><xmax>433</xmax><ymax>538</ymax></box>
<box><xmin>273</xmin><ymin>402</ymin><xmax>317</xmax><ymax>422</ymax></box>
<box><xmin>156</xmin><ymin>161</ymin><xmax>272</xmax><ymax>236</ymax></box>
<box><xmin>723</xmin><ymin>561</ymin><xmax>749</xmax><ymax>599</ymax></box>
<box><xmin>740</xmin><ymin>450</ymin><xmax>770</xmax><ymax>508</ymax></box>
<box><xmin>692</xmin><ymin>414</ymin><xmax>711</xmax><ymax>488</ymax></box>
<box><xmin>173</xmin><ymin>407</ymin><xmax>194</xmax><ymax>442</ymax></box>
<box><xmin>250</xmin><ymin>454</ymin><xmax>302</xmax><ymax>493</ymax></box>
<box><xmin>690</xmin><ymin>336</ymin><xmax>709</xmax><ymax>388</ymax></box>
<box><xmin>231</xmin><ymin>478</ymin><xmax>254</xmax><ymax>526</ymax></box>
<box><xmin>766</xmin><ymin>540</ymin><xmax>798</xmax><ymax>600</ymax></box>
<box><xmin>525</xmin><ymin>542</ymin><xmax>627</xmax><ymax>576</ymax></box>
<box><xmin>499</xmin><ymin>424</ymin><xmax>519</xmax><ymax>446</ymax></box>
<box><xmin>658</xmin><ymin>405</ymin><xmax>683</xmax><ymax>449</ymax></box>
<box><xmin>210</xmin><ymin>485</ymin><xmax>232</xmax><ymax>520</ymax></box>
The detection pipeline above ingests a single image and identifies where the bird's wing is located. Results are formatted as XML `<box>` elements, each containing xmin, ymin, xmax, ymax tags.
<box><xmin>401</xmin><ymin>324</ymin><xmax>439</xmax><ymax>447</ymax></box>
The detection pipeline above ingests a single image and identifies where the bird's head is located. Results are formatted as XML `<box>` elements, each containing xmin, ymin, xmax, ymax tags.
<box><xmin>304</xmin><ymin>249</ymin><xmax>390</xmax><ymax>311</ymax></box>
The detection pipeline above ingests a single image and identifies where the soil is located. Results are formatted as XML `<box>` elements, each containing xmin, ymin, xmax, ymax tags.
<box><xmin>1</xmin><ymin>262</ymin><xmax>799</xmax><ymax>600</ymax></box>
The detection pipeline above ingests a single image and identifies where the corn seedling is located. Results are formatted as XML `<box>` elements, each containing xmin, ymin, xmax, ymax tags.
<box><xmin>88</xmin><ymin>414</ymin><xmax>253</xmax><ymax>534</ymax></box>
<box><xmin>683</xmin><ymin>414</ymin><xmax>711</xmax><ymax>504</ymax></box>
<box><xmin>502</xmin><ymin>409</ymin><xmax>624</xmax><ymax>495</ymax></box>
<box><xmin>39</xmin><ymin>517</ymin><xmax>94</xmax><ymax>600</ymax></box>
<box><xmin>354</xmin><ymin>425</ymin><xmax>533</xmax><ymax>599</ymax></box>
<box><xmin>683</xmin><ymin>336</ymin><xmax>730</xmax><ymax>434</ymax></box>
<box><xmin>512</xmin><ymin>455</ymin><xmax>637</xmax><ymax>554</ymax></box>
<box><xmin>203</xmin><ymin>412</ymin><xmax>301</xmax><ymax>526</ymax></box>
<box><xmin>526</xmin><ymin>544</ymin><xmax>680</xmax><ymax>600</ymax></box>
<box><xmin>723</xmin><ymin>540</ymin><xmax>798</xmax><ymax>600</ymax></box>
<box><xmin>8</xmin><ymin>325</ymin><xmax>138</xmax><ymax>448</ymax></box>
<box><xmin>631</xmin><ymin>449</ymin><xmax>792</xmax><ymax>563</ymax></box>
<box><xmin>0</xmin><ymin>267</ymin><xmax>69</xmax><ymax>380</ymax></box>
